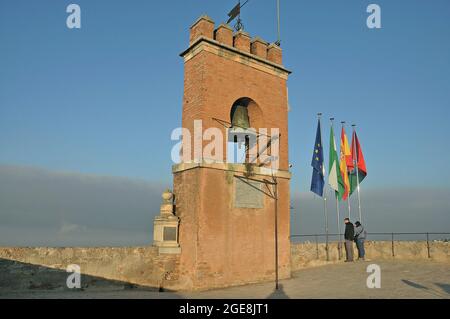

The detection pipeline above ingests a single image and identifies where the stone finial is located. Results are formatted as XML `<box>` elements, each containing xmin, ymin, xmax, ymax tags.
<box><xmin>160</xmin><ymin>189</ymin><xmax>174</xmax><ymax>216</ymax></box>
<box><xmin>162</xmin><ymin>189</ymin><xmax>173</xmax><ymax>204</ymax></box>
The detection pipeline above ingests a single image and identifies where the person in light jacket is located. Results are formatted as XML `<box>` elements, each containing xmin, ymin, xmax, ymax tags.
<box><xmin>354</xmin><ymin>221</ymin><xmax>367</xmax><ymax>261</ymax></box>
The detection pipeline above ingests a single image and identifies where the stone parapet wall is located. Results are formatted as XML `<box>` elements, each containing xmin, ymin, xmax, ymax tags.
<box><xmin>0</xmin><ymin>246</ymin><xmax>182</xmax><ymax>290</ymax></box>
<box><xmin>1</xmin><ymin>241</ymin><xmax>449</xmax><ymax>292</ymax></box>
<box><xmin>291</xmin><ymin>241</ymin><xmax>450</xmax><ymax>271</ymax></box>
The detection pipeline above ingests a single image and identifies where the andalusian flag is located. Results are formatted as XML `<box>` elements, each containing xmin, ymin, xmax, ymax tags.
<box><xmin>340</xmin><ymin>127</ymin><xmax>352</xmax><ymax>200</ymax></box>
<box><xmin>328</xmin><ymin>125</ymin><xmax>345</xmax><ymax>199</ymax></box>
<box><xmin>349</xmin><ymin>131</ymin><xmax>367</xmax><ymax>195</ymax></box>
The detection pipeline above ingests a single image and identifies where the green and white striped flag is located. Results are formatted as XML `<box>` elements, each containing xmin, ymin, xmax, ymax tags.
<box><xmin>328</xmin><ymin>125</ymin><xmax>345</xmax><ymax>199</ymax></box>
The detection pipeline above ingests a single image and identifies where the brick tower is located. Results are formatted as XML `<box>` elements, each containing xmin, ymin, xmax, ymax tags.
<box><xmin>173</xmin><ymin>15</ymin><xmax>292</xmax><ymax>290</ymax></box>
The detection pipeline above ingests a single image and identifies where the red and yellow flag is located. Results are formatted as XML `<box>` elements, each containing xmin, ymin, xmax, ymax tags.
<box><xmin>340</xmin><ymin>127</ymin><xmax>352</xmax><ymax>200</ymax></box>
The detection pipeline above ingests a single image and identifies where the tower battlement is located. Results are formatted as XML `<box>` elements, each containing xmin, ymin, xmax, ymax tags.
<box><xmin>188</xmin><ymin>15</ymin><xmax>284</xmax><ymax>65</ymax></box>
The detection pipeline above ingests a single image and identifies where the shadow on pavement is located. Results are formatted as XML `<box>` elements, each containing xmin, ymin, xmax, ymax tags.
<box><xmin>0</xmin><ymin>257</ymin><xmax>183</xmax><ymax>299</ymax></box>
<box><xmin>266</xmin><ymin>284</ymin><xmax>290</xmax><ymax>299</ymax></box>
<box><xmin>401</xmin><ymin>279</ymin><xmax>448</xmax><ymax>299</ymax></box>
<box><xmin>434</xmin><ymin>283</ymin><xmax>450</xmax><ymax>295</ymax></box>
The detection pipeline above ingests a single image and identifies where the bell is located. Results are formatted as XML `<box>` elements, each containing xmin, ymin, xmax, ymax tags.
<box><xmin>231</xmin><ymin>105</ymin><xmax>250</xmax><ymax>129</ymax></box>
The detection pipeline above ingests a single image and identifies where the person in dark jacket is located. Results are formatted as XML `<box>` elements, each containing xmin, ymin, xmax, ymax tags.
<box><xmin>344</xmin><ymin>218</ymin><xmax>354</xmax><ymax>262</ymax></box>
<box><xmin>354</xmin><ymin>221</ymin><xmax>367</xmax><ymax>261</ymax></box>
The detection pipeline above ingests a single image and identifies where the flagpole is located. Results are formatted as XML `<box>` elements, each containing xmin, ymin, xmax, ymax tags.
<box><xmin>341</xmin><ymin>121</ymin><xmax>351</xmax><ymax>220</ymax></box>
<box><xmin>330</xmin><ymin>118</ymin><xmax>342</xmax><ymax>259</ymax></box>
<box><xmin>347</xmin><ymin>200</ymin><xmax>351</xmax><ymax>220</ymax></box>
<box><xmin>324</xmin><ymin>192</ymin><xmax>329</xmax><ymax>262</ymax></box>
<box><xmin>318</xmin><ymin>113</ymin><xmax>329</xmax><ymax>261</ymax></box>
<box><xmin>352</xmin><ymin>124</ymin><xmax>363</xmax><ymax>223</ymax></box>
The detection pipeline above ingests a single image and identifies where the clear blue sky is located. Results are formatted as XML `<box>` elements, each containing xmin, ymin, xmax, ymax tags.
<box><xmin>1</xmin><ymin>0</ymin><xmax>450</xmax><ymax>193</ymax></box>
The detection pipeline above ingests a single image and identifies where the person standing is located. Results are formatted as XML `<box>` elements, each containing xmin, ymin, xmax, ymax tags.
<box><xmin>344</xmin><ymin>218</ymin><xmax>354</xmax><ymax>262</ymax></box>
<box><xmin>354</xmin><ymin>221</ymin><xmax>367</xmax><ymax>261</ymax></box>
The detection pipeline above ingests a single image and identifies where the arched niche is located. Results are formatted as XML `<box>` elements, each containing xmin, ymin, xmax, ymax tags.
<box><xmin>229</xmin><ymin>97</ymin><xmax>264</xmax><ymax>130</ymax></box>
<box><xmin>227</xmin><ymin>97</ymin><xmax>264</xmax><ymax>164</ymax></box>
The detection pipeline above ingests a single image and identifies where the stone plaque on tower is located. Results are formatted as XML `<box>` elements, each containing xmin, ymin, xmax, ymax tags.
<box><xmin>234</xmin><ymin>178</ymin><xmax>264</xmax><ymax>209</ymax></box>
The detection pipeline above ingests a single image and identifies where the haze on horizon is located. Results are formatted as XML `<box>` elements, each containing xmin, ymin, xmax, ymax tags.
<box><xmin>0</xmin><ymin>165</ymin><xmax>449</xmax><ymax>247</ymax></box>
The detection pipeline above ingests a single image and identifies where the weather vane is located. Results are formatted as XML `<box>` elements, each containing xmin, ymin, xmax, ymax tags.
<box><xmin>227</xmin><ymin>0</ymin><xmax>249</xmax><ymax>32</ymax></box>
<box><xmin>227</xmin><ymin>0</ymin><xmax>282</xmax><ymax>46</ymax></box>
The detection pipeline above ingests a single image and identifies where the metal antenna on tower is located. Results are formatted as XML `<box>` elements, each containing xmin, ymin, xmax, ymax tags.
<box><xmin>275</xmin><ymin>0</ymin><xmax>281</xmax><ymax>46</ymax></box>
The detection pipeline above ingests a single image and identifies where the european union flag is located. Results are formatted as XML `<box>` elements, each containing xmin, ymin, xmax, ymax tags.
<box><xmin>310</xmin><ymin>119</ymin><xmax>325</xmax><ymax>197</ymax></box>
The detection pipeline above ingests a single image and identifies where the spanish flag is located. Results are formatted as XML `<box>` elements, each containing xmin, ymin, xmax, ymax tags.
<box><xmin>340</xmin><ymin>127</ymin><xmax>352</xmax><ymax>200</ymax></box>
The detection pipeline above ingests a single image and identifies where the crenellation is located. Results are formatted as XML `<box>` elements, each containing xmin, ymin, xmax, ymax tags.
<box><xmin>267</xmin><ymin>43</ymin><xmax>282</xmax><ymax>64</ymax></box>
<box><xmin>189</xmin><ymin>15</ymin><xmax>282</xmax><ymax>64</ymax></box>
<box><xmin>190</xmin><ymin>15</ymin><xmax>215</xmax><ymax>44</ymax></box>
<box><xmin>250</xmin><ymin>37</ymin><xmax>268</xmax><ymax>59</ymax></box>
<box><xmin>233</xmin><ymin>30</ymin><xmax>251</xmax><ymax>53</ymax></box>
<box><xmin>214</xmin><ymin>23</ymin><xmax>233</xmax><ymax>47</ymax></box>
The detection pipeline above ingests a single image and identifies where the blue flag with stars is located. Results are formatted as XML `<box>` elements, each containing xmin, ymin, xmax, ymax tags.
<box><xmin>310</xmin><ymin>119</ymin><xmax>325</xmax><ymax>197</ymax></box>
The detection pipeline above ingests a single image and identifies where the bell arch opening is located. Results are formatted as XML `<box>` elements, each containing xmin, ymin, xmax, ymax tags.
<box><xmin>227</xmin><ymin>97</ymin><xmax>263</xmax><ymax>165</ymax></box>
<box><xmin>229</xmin><ymin>97</ymin><xmax>264</xmax><ymax>129</ymax></box>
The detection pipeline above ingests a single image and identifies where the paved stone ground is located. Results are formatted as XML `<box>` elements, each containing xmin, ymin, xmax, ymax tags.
<box><xmin>1</xmin><ymin>260</ymin><xmax>449</xmax><ymax>299</ymax></box>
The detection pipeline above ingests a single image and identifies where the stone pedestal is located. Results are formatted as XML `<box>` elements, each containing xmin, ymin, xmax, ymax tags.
<box><xmin>153</xmin><ymin>189</ymin><xmax>181</xmax><ymax>254</ymax></box>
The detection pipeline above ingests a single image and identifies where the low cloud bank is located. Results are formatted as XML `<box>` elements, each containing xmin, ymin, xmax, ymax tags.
<box><xmin>0</xmin><ymin>165</ymin><xmax>166</xmax><ymax>246</ymax></box>
<box><xmin>1</xmin><ymin>165</ymin><xmax>449</xmax><ymax>246</ymax></box>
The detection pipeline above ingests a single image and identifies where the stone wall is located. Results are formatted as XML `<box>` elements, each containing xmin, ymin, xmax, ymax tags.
<box><xmin>173</xmin><ymin>166</ymin><xmax>291</xmax><ymax>290</ymax></box>
<box><xmin>1</xmin><ymin>241</ymin><xmax>449</xmax><ymax>292</ymax></box>
<box><xmin>0</xmin><ymin>246</ymin><xmax>182</xmax><ymax>291</ymax></box>
<box><xmin>291</xmin><ymin>241</ymin><xmax>450</xmax><ymax>271</ymax></box>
